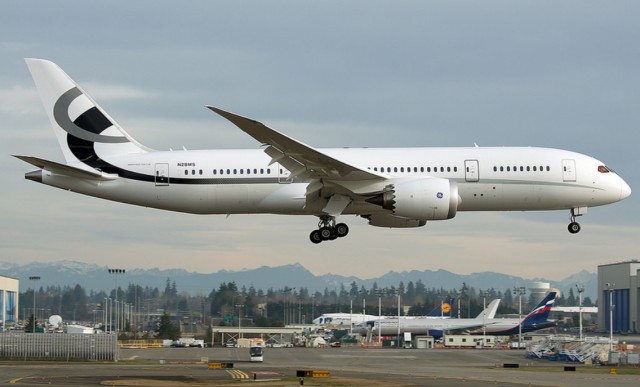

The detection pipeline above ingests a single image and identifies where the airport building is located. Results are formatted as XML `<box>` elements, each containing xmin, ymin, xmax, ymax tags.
<box><xmin>597</xmin><ymin>260</ymin><xmax>640</xmax><ymax>333</ymax></box>
<box><xmin>0</xmin><ymin>275</ymin><xmax>19</xmax><ymax>330</ymax></box>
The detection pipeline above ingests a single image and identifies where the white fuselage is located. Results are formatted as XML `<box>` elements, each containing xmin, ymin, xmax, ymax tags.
<box><xmin>40</xmin><ymin>146</ymin><xmax>629</xmax><ymax>216</ymax></box>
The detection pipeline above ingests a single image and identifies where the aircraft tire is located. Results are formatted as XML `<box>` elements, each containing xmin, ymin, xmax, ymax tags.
<box><xmin>568</xmin><ymin>222</ymin><xmax>581</xmax><ymax>234</ymax></box>
<box><xmin>310</xmin><ymin>230</ymin><xmax>322</xmax><ymax>244</ymax></box>
<box><xmin>320</xmin><ymin>226</ymin><xmax>332</xmax><ymax>240</ymax></box>
<box><xmin>335</xmin><ymin>223</ymin><xmax>349</xmax><ymax>237</ymax></box>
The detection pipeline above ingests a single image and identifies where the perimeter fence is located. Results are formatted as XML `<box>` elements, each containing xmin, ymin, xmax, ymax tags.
<box><xmin>0</xmin><ymin>333</ymin><xmax>118</xmax><ymax>361</ymax></box>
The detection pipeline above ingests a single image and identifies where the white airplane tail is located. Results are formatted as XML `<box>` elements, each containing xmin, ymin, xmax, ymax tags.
<box><xmin>24</xmin><ymin>59</ymin><xmax>149</xmax><ymax>169</ymax></box>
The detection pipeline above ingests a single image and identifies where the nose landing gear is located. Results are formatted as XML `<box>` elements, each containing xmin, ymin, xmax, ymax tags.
<box><xmin>309</xmin><ymin>216</ymin><xmax>349</xmax><ymax>244</ymax></box>
<box><xmin>568</xmin><ymin>207</ymin><xmax>586</xmax><ymax>234</ymax></box>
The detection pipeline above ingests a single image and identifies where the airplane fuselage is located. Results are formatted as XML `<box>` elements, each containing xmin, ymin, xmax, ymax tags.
<box><xmin>33</xmin><ymin>146</ymin><xmax>628</xmax><ymax>216</ymax></box>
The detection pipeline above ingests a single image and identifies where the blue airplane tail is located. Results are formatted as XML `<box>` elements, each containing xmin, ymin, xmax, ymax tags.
<box><xmin>521</xmin><ymin>291</ymin><xmax>557</xmax><ymax>328</ymax></box>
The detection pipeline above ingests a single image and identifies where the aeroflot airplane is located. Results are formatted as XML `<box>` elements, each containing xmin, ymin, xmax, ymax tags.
<box><xmin>15</xmin><ymin>59</ymin><xmax>632</xmax><ymax>243</ymax></box>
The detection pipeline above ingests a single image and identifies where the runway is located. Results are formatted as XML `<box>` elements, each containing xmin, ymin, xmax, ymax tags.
<box><xmin>1</xmin><ymin>346</ymin><xmax>638</xmax><ymax>386</ymax></box>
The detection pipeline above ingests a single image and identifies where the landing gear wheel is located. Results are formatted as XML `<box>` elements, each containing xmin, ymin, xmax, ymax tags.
<box><xmin>335</xmin><ymin>223</ymin><xmax>349</xmax><ymax>238</ymax></box>
<box><xmin>309</xmin><ymin>230</ymin><xmax>322</xmax><ymax>244</ymax></box>
<box><xmin>568</xmin><ymin>222</ymin><xmax>581</xmax><ymax>234</ymax></box>
<box><xmin>319</xmin><ymin>226</ymin><xmax>333</xmax><ymax>240</ymax></box>
<box><xmin>309</xmin><ymin>216</ymin><xmax>350</xmax><ymax>244</ymax></box>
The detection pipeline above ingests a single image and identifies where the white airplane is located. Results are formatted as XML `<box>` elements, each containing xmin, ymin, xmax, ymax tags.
<box><xmin>313</xmin><ymin>297</ymin><xmax>455</xmax><ymax>327</ymax></box>
<box><xmin>15</xmin><ymin>59</ymin><xmax>631</xmax><ymax>243</ymax></box>
<box><xmin>312</xmin><ymin>313</ymin><xmax>379</xmax><ymax>327</ymax></box>
<box><xmin>354</xmin><ymin>299</ymin><xmax>501</xmax><ymax>338</ymax></box>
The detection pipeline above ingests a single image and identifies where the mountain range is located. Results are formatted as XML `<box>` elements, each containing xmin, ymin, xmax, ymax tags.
<box><xmin>0</xmin><ymin>260</ymin><xmax>597</xmax><ymax>301</ymax></box>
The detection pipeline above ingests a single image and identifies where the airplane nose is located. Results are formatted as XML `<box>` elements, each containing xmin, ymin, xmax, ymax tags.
<box><xmin>620</xmin><ymin>179</ymin><xmax>632</xmax><ymax>200</ymax></box>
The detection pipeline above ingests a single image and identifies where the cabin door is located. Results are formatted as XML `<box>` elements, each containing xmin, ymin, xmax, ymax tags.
<box><xmin>562</xmin><ymin>159</ymin><xmax>576</xmax><ymax>182</ymax></box>
<box><xmin>464</xmin><ymin>160</ymin><xmax>479</xmax><ymax>182</ymax></box>
<box><xmin>155</xmin><ymin>163</ymin><xmax>170</xmax><ymax>186</ymax></box>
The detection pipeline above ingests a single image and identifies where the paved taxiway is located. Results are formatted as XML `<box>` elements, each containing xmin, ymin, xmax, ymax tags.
<box><xmin>2</xmin><ymin>346</ymin><xmax>639</xmax><ymax>386</ymax></box>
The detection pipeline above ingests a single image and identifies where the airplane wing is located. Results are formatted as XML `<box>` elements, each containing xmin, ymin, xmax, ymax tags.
<box><xmin>207</xmin><ymin>106</ymin><xmax>386</xmax><ymax>182</ymax></box>
<box><xmin>13</xmin><ymin>155</ymin><xmax>117</xmax><ymax>180</ymax></box>
<box><xmin>442</xmin><ymin>321</ymin><xmax>497</xmax><ymax>334</ymax></box>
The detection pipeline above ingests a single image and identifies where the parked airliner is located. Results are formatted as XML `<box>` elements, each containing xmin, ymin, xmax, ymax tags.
<box><xmin>467</xmin><ymin>292</ymin><xmax>557</xmax><ymax>336</ymax></box>
<box><xmin>15</xmin><ymin>59</ymin><xmax>631</xmax><ymax>243</ymax></box>
<box><xmin>355</xmin><ymin>299</ymin><xmax>501</xmax><ymax>339</ymax></box>
<box><xmin>312</xmin><ymin>297</ymin><xmax>455</xmax><ymax>327</ymax></box>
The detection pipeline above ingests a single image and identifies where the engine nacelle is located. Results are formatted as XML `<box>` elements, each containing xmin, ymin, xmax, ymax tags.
<box><xmin>367</xmin><ymin>178</ymin><xmax>459</xmax><ymax>221</ymax></box>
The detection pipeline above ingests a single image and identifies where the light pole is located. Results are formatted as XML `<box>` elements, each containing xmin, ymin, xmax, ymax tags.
<box><xmin>29</xmin><ymin>276</ymin><xmax>40</xmax><ymax>332</ymax></box>
<box><xmin>576</xmin><ymin>284</ymin><xmax>584</xmax><ymax>341</ymax></box>
<box><xmin>606</xmin><ymin>282</ymin><xmax>615</xmax><ymax>351</ymax></box>
<box><xmin>393</xmin><ymin>287</ymin><xmax>403</xmax><ymax>348</ymax></box>
<box><xmin>360</xmin><ymin>289</ymin><xmax>367</xmax><ymax>325</ymax></box>
<box><xmin>374</xmin><ymin>288</ymin><xmax>387</xmax><ymax>345</ymax></box>
<box><xmin>514</xmin><ymin>286</ymin><xmax>526</xmax><ymax>348</ymax></box>
<box><xmin>104</xmin><ymin>297</ymin><xmax>110</xmax><ymax>333</ymax></box>
<box><xmin>479</xmin><ymin>289</ymin><xmax>488</xmax><ymax>346</ymax></box>
<box><xmin>108</xmin><ymin>268</ymin><xmax>125</xmax><ymax>333</ymax></box>
<box><xmin>235</xmin><ymin>304</ymin><xmax>244</xmax><ymax>342</ymax></box>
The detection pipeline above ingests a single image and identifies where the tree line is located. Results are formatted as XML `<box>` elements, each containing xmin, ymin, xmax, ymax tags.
<box><xmin>18</xmin><ymin>278</ymin><xmax>593</xmax><ymax>328</ymax></box>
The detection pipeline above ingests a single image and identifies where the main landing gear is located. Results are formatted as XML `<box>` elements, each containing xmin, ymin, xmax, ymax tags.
<box><xmin>309</xmin><ymin>216</ymin><xmax>349</xmax><ymax>244</ymax></box>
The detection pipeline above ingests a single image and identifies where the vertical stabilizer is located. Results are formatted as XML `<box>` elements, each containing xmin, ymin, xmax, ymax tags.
<box><xmin>522</xmin><ymin>292</ymin><xmax>557</xmax><ymax>324</ymax></box>
<box><xmin>24</xmin><ymin>59</ymin><xmax>149</xmax><ymax>169</ymax></box>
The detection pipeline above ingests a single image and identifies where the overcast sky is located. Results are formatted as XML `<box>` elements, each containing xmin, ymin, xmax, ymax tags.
<box><xmin>1</xmin><ymin>1</ymin><xmax>638</xmax><ymax>281</ymax></box>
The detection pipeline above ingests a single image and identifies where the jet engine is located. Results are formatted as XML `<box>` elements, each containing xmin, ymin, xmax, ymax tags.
<box><xmin>366</xmin><ymin>177</ymin><xmax>460</xmax><ymax>221</ymax></box>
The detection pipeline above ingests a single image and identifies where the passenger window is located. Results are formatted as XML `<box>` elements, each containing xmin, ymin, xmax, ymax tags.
<box><xmin>184</xmin><ymin>170</ymin><xmax>188</xmax><ymax>175</ymax></box>
<box><xmin>192</xmin><ymin>170</ymin><xmax>195</xmax><ymax>175</ymax></box>
<box><xmin>493</xmin><ymin>166</ymin><xmax>497</xmax><ymax>172</ymax></box>
<box><xmin>199</xmin><ymin>169</ymin><xmax>203</xmax><ymax>175</ymax></box>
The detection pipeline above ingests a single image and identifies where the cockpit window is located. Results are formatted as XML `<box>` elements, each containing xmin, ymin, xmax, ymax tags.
<box><xmin>598</xmin><ymin>165</ymin><xmax>615</xmax><ymax>173</ymax></box>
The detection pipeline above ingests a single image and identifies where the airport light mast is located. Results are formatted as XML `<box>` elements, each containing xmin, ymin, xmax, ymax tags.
<box><xmin>107</xmin><ymin>268</ymin><xmax>125</xmax><ymax>333</ymax></box>
<box><xmin>391</xmin><ymin>286</ymin><xmax>403</xmax><ymax>348</ymax></box>
<box><xmin>28</xmin><ymin>276</ymin><xmax>40</xmax><ymax>332</ymax></box>
<box><xmin>513</xmin><ymin>286</ymin><xmax>526</xmax><ymax>348</ymax></box>
<box><xmin>478</xmin><ymin>289</ymin><xmax>488</xmax><ymax>346</ymax></box>
<box><xmin>606</xmin><ymin>282</ymin><xmax>615</xmax><ymax>351</ymax></box>
<box><xmin>575</xmin><ymin>284</ymin><xmax>584</xmax><ymax>341</ymax></box>
<box><xmin>235</xmin><ymin>304</ymin><xmax>244</xmax><ymax>341</ymax></box>
<box><xmin>374</xmin><ymin>288</ymin><xmax>387</xmax><ymax>345</ymax></box>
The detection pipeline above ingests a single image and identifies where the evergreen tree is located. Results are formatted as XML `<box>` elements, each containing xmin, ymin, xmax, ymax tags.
<box><xmin>157</xmin><ymin>313</ymin><xmax>179</xmax><ymax>340</ymax></box>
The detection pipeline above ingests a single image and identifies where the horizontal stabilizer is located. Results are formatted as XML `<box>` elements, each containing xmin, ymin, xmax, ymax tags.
<box><xmin>13</xmin><ymin>155</ymin><xmax>117</xmax><ymax>180</ymax></box>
